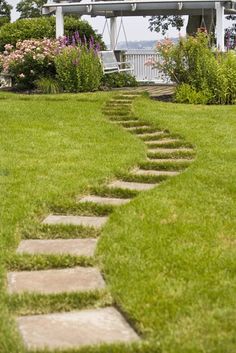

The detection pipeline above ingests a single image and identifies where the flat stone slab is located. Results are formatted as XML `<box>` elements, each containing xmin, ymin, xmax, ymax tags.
<box><xmin>132</xmin><ymin>169</ymin><xmax>180</xmax><ymax>176</ymax></box>
<box><xmin>42</xmin><ymin>215</ymin><xmax>108</xmax><ymax>228</ymax></box>
<box><xmin>17</xmin><ymin>307</ymin><xmax>139</xmax><ymax>350</ymax></box>
<box><xmin>147</xmin><ymin>158</ymin><xmax>192</xmax><ymax>163</ymax></box>
<box><xmin>125</xmin><ymin>125</ymin><xmax>150</xmax><ymax>131</ymax></box>
<box><xmin>79</xmin><ymin>195</ymin><xmax>131</xmax><ymax>206</ymax></box>
<box><xmin>145</xmin><ymin>139</ymin><xmax>180</xmax><ymax>145</ymax></box>
<box><xmin>110</xmin><ymin>120</ymin><xmax>138</xmax><ymax>124</ymax></box>
<box><xmin>16</xmin><ymin>239</ymin><xmax>97</xmax><ymax>257</ymax></box>
<box><xmin>7</xmin><ymin>267</ymin><xmax>105</xmax><ymax>294</ymax></box>
<box><xmin>108</xmin><ymin>180</ymin><xmax>156</xmax><ymax>191</ymax></box>
<box><xmin>148</xmin><ymin>147</ymin><xmax>193</xmax><ymax>153</ymax></box>
<box><xmin>139</xmin><ymin>131</ymin><xmax>165</xmax><ymax>138</ymax></box>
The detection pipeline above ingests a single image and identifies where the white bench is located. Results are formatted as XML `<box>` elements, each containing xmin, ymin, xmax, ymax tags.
<box><xmin>99</xmin><ymin>51</ymin><xmax>133</xmax><ymax>74</ymax></box>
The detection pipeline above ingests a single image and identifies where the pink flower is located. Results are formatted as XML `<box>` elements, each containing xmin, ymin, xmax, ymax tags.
<box><xmin>19</xmin><ymin>73</ymin><xmax>25</xmax><ymax>78</ymax></box>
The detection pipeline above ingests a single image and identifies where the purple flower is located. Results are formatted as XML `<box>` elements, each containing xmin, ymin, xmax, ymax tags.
<box><xmin>72</xmin><ymin>35</ymin><xmax>76</xmax><ymax>46</ymax></box>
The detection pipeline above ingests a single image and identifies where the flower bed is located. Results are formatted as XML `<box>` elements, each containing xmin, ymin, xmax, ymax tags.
<box><xmin>0</xmin><ymin>35</ymin><xmax>103</xmax><ymax>92</ymax></box>
<box><xmin>153</xmin><ymin>34</ymin><xmax>236</xmax><ymax>105</ymax></box>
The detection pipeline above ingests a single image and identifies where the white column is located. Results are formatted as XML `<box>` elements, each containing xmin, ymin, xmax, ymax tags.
<box><xmin>56</xmin><ymin>6</ymin><xmax>64</xmax><ymax>38</ymax></box>
<box><xmin>215</xmin><ymin>2</ymin><xmax>225</xmax><ymax>51</ymax></box>
<box><xmin>110</xmin><ymin>17</ymin><xmax>117</xmax><ymax>50</ymax></box>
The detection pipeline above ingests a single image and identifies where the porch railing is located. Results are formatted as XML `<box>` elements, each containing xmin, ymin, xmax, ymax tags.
<box><xmin>124</xmin><ymin>50</ymin><xmax>171</xmax><ymax>84</ymax></box>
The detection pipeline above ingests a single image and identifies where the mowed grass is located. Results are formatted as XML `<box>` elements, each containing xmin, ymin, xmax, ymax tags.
<box><xmin>98</xmin><ymin>96</ymin><xmax>236</xmax><ymax>353</ymax></box>
<box><xmin>0</xmin><ymin>91</ymin><xmax>236</xmax><ymax>353</ymax></box>
<box><xmin>0</xmin><ymin>91</ymin><xmax>145</xmax><ymax>353</ymax></box>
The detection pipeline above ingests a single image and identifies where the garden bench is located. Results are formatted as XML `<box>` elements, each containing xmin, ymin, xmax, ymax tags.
<box><xmin>99</xmin><ymin>51</ymin><xmax>133</xmax><ymax>74</ymax></box>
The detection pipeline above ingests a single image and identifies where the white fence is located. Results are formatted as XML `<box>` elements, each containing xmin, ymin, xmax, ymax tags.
<box><xmin>124</xmin><ymin>50</ymin><xmax>170</xmax><ymax>84</ymax></box>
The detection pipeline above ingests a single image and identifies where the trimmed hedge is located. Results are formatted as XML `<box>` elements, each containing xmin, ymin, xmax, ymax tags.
<box><xmin>0</xmin><ymin>16</ymin><xmax>105</xmax><ymax>52</ymax></box>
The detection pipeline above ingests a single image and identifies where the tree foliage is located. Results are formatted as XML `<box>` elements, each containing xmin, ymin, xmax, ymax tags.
<box><xmin>0</xmin><ymin>0</ymin><xmax>12</xmax><ymax>27</ymax></box>
<box><xmin>0</xmin><ymin>16</ymin><xmax>105</xmax><ymax>51</ymax></box>
<box><xmin>16</xmin><ymin>0</ymin><xmax>46</xmax><ymax>18</ymax></box>
<box><xmin>149</xmin><ymin>16</ymin><xmax>184</xmax><ymax>35</ymax></box>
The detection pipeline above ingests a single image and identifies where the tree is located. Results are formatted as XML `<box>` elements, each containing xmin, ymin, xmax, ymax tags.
<box><xmin>149</xmin><ymin>16</ymin><xmax>184</xmax><ymax>35</ymax></box>
<box><xmin>0</xmin><ymin>0</ymin><xmax>12</xmax><ymax>27</ymax></box>
<box><xmin>16</xmin><ymin>0</ymin><xmax>46</xmax><ymax>18</ymax></box>
<box><xmin>149</xmin><ymin>13</ymin><xmax>216</xmax><ymax>36</ymax></box>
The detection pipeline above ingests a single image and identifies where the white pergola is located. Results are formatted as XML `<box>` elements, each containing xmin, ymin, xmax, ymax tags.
<box><xmin>43</xmin><ymin>0</ymin><xmax>236</xmax><ymax>51</ymax></box>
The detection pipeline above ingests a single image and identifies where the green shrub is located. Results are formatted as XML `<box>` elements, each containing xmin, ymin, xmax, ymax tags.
<box><xmin>1</xmin><ymin>39</ymin><xmax>58</xmax><ymax>90</ymax></box>
<box><xmin>77</xmin><ymin>46</ymin><xmax>103</xmax><ymax>92</ymax></box>
<box><xmin>101</xmin><ymin>72</ymin><xmax>138</xmax><ymax>88</ymax></box>
<box><xmin>175</xmin><ymin>83</ymin><xmax>212</xmax><ymax>104</ymax></box>
<box><xmin>35</xmin><ymin>77</ymin><xmax>62</xmax><ymax>94</ymax></box>
<box><xmin>0</xmin><ymin>16</ymin><xmax>104</xmax><ymax>52</ymax></box>
<box><xmin>156</xmin><ymin>34</ymin><xmax>236</xmax><ymax>105</ymax></box>
<box><xmin>54</xmin><ymin>47</ymin><xmax>79</xmax><ymax>92</ymax></box>
<box><xmin>219</xmin><ymin>51</ymin><xmax>236</xmax><ymax>104</ymax></box>
<box><xmin>55</xmin><ymin>45</ymin><xmax>103</xmax><ymax>93</ymax></box>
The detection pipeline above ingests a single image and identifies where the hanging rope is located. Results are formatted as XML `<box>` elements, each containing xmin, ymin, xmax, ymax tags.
<box><xmin>101</xmin><ymin>13</ymin><xmax>129</xmax><ymax>51</ymax></box>
<box><xmin>200</xmin><ymin>8</ymin><xmax>207</xmax><ymax>29</ymax></box>
<box><xmin>209</xmin><ymin>8</ymin><xmax>216</xmax><ymax>47</ymax></box>
<box><xmin>197</xmin><ymin>8</ymin><xmax>208</xmax><ymax>34</ymax></box>
<box><xmin>121</xmin><ymin>18</ymin><xmax>129</xmax><ymax>50</ymax></box>
<box><xmin>102</xmin><ymin>16</ymin><xmax>112</xmax><ymax>44</ymax></box>
<box><xmin>114</xmin><ymin>13</ymin><xmax>129</xmax><ymax>50</ymax></box>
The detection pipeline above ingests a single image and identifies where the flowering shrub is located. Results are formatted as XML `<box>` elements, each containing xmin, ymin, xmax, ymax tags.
<box><xmin>0</xmin><ymin>35</ymin><xmax>103</xmax><ymax>92</ymax></box>
<box><xmin>55</xmin><ymin>38</ymin><xmax>102</xmax><ymax>92</ymax></box>
<box><xmin>77</xmin><ymin>44</ymin><xmax>103</xmax><ymax>92</ymax></box>
<box><xmin>54</xmin><ymin>47</ymin><xmax>79</xmax><ymax>92</ymax></box>
<box><xmin>154</xmin><ymin>34</ymin><xmax>236</xmax><ymax>104</ymax></box>
<box><xmin>0</xmin><ymin>39</ymin><xmax>62</xmax><ymax>89</ymax></box>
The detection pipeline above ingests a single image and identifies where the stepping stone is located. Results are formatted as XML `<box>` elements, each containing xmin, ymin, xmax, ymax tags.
<box><xmin>108</xmin><ymin>180</ymin><xmax>156</xmax><ymax>191</ymax></box>
<box><xmin>7</xmin><ymin>267</ymin><xmax>105</xmax><ymax>294</ymax></box>
<box><xmin>79</xmin><ymin>195</ymin><xmax>131</xmax><ymax>206</ymax></box>
<box><xmin>110</xmin><ymin>117</ymin><xmax>138</xmax><ymax>121</ymax></box>
<box><xmin>120</xmin><ymin>94</ymin><xmax>140</xmax><ymax>97</ymax></box>
<box><xmin>16</xmin><ymin>239</ymin><xmax>97</xmax><ymax>257</ymax></box>
<box><xmin>132</xmin><ymin>169</ymin><xmax>180</xmax><ymax>177</ymax></box>
<box><xmin>106</xmin><ymin>99</ymin><xmax>132</xmax><ymax>107</ymax></box>
<box><xmin>17</xmin><ymin>307</ymin><xmax>139</xmax><ymax>350</ymax></box>
<box><xmin>145</xmin><ymin>139</ymin><xmax>180</xmax><ymax>145</ymax></box>
<box><xmin>42</xmin><ymin>215</ymin><xmax>108</xmax><ymax>228</ymax></box>
<box><xmin>125</xmin><ymin>125</ymin><xmax>150</xmax><ymax>131</ymax></box>
<box><xmin>148</xmin><ymin>147</ymin><xmax>193</xmax><ymax>153</ymax></box>
<box><xmin>147</xmin><ymin>158</ymin><xmax>193</xmax><ymax>163</ymax></box>
<box><xmin>139</xmin><ymin>131</ymin><xmax>165</xmax><ymax>138</ymax></box>
<box><xmin>110</xmin><ymin>120</ymin><xmax>138</xmax><ymax>124</ymax></box>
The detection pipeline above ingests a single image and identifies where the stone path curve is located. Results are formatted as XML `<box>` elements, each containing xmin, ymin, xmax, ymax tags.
<box><xmin>8</xmin><ymin>91</ymin><xmax>195</xmax><ymax>351</ymax></box>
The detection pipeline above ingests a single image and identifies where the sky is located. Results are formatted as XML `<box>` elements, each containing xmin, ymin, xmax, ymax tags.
<box><xmin>8</xmin><ymin>0</ymin><xmax>188</xmax><ymax>45</ymax></box>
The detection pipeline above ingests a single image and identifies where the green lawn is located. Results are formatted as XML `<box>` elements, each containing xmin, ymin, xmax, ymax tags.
<box><xmin>0</xmin><ymin>92</ymin><xmax>236</xmax><ymax>353</ymax></box>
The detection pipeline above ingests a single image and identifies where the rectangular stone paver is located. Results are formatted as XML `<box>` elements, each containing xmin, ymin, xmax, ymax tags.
<box><xmin>139</xmin><ymin>131</ymin><xmax>165</xmax><ymax>138</ymax></box>
<box><xmin>79</xmin><ymin>195</ymin><xmax>131</xmax><ymax>206</ymax></box>
<box><xmin>132</xmin><ymin>169</ymin><xmax>180</xmax><ymax>176</ymax></box>
<box><xmin>17</xmin><ymin>307</ymin><xmax>139</xmax><ymax>350</ymax></box>
<box><xmin>111</xmin><ymin>120</ymin><xmax>139</xmax><ymax>124</ymax></box>
<box><xmin>108</xmin><ymin>180</ymin><xmax>156</xmax><ymax>191</ymax></box>
<box><xmin>16</xmin><ymin>239</ymin><xmax>97</xmax><ymax>257</ymax></box>
<box><xmin>147</xmin><ymin>158</ymin><xmax>192</xmax><ymax>163</ymax></box>
<box><xmin>148</xmin><ymin>147</ymin><xmax>193</xmax><ymax>153</ymax></box>
<box><xmin>7</xmin><ymin>267</ymin><xmax>105</xmax><ymax>294</ymax></box>
<box><xmin>42</xmin><ymin>215</ymin><xmax>108</xmax><ymax>228</ymax></box>
<box><xmin>145</xmin><ymin>139</ymin><xmax>180</xmax><ymax>145</ymax></box>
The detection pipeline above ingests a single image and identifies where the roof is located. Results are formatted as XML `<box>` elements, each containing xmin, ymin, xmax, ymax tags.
<box><xmin>43</xmin><ymin>0</ymin><xmax>236</xmax><ymax>16</ymax></box>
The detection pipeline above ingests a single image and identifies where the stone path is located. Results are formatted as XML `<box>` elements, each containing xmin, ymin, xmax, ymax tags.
<box><xmin>8</xmin><ymin>91</ymin><xmax>194</xmax><ymax>351</ymax></box>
